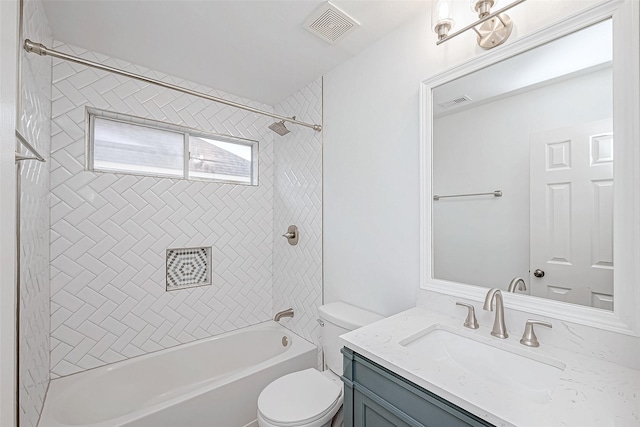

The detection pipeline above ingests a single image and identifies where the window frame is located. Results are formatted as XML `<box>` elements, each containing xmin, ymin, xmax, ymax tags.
<box><xmin>85</xmin><ymin>107</ymin><xmax>259</xmax><ymax>186</ymax></box>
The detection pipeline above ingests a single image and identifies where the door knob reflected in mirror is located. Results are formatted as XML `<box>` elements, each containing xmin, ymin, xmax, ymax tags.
<box><xmin>533</xmin><ymin>269</ymin><xmax>545</xmax><ymax>278</ymax></box>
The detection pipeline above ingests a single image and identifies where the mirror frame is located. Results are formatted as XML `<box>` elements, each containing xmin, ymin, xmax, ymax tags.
<box><xmin>420</xmin><ymin>0</ymin><xmax>640</xmax><ymax>336</ymax></box>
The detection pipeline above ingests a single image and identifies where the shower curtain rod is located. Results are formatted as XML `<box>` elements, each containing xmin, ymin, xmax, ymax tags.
<box><xmin>24</xmin><ymin>40</ymin><xmax>322</xmax><ymax>132</ymax></box>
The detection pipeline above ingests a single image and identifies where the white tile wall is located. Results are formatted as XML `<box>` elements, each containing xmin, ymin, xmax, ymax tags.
<box><xmin>272</xmin><ymin>79</ymin><xmax>323</xmax><ymax>365</ymax></box>
<box><xmin>19</xmin><ymin>0</ymin><xmax>52</xmax><ymax>425</ymax></box>
<box><xmin>50</xmin><ymin>41</ymin><xmax>275</xmax><ymax>377</ymax></box>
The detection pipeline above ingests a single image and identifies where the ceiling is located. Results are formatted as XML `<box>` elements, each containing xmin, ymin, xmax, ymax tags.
<box><xmin>42</xmin><ymin>0</ymin><xmax>426</xmax><ymax>106</ymax></box>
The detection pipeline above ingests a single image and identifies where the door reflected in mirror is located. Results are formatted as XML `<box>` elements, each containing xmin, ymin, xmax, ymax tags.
<box><xmin>432</xmin><ymin>19</ymin><xmax>613</xmax><ymax>310</ymax></box>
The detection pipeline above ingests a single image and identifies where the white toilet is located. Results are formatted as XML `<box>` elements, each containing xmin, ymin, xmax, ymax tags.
<box><xmin>257</xmin><ymin>302</ymin><xmax>383</xmax><ymax>427</ymax></box>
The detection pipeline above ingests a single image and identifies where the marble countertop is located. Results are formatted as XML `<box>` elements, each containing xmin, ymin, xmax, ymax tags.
<box><xmin>339</xmin><ymin>307</ymin><xmax>640</xmax><ymax>427</ymax></box>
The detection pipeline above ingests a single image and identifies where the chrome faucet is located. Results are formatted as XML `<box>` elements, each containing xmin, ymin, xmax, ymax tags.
<box><xmin>274</xmin><ymin>308</ymin><xmax>294</xmax><ymax>322</ymax></box>
<box><xmin>483</xmin><ymin>288</ymin><xmax>508</xmax><ymax>338</ymax></box>
<box><xmin>507</xmin><ymin>277</ymin><xmax>527</xmax><ymax>293</ymax></box>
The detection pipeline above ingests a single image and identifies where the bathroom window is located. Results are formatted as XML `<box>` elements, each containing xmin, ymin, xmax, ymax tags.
<box><xmin>87</xmin><ymin>109</ymin><xmax>258</xmax><ymax>185</ymax></box>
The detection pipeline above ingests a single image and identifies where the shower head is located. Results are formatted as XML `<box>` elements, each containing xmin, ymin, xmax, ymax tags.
<box><xmin>268</xmin><ymin>120</ymin><xmax>291</xmax><ymax>136</ymax></box>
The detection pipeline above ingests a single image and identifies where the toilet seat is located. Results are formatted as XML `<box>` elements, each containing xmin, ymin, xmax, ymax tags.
<box><xmin>257</xmin><ymin>368</ymin><xmax>343</xmax><ymax>427</ymax></box>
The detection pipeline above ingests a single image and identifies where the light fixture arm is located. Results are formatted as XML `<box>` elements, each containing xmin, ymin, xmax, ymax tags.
<box><xmin>436</xmin><ymin>0</ymin><xmax>526</xmax><ymax>47</ymax></box>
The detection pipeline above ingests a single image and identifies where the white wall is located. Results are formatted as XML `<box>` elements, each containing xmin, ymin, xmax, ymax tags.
<box><xmin>19</xmin><ymin>0</ymin><xmax>52</xmax><ymax>424</ymax></box>
<box><xmin>323</xmin><ymin>0</ymin><xmax>606</xmax><ymax>317</ymax></box>
<box><xmin>323</xmin><ymin>14</ymin><xmax>427</xmax><ymax>317</ymax></box>
<box><xmin>50</xmin><ymin>42</ymin><xmax>275</xmax><ymax>377</ymax></box>
<box><xmin>273</xmin><ymin>79</ymin><xmax>323</xmax><ymax>365</ymax></box>
<box><xmin>433</xmin><ymin>68</ymin><xmax>612</xmax><ymax>289</ymax></box>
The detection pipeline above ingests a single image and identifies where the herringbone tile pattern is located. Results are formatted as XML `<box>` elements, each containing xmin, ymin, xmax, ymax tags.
<box><xmin>50</xmin><ymin>41</ymin><xmax>275</xmax><ymax>377</ymax></box>
<box><xmin>19</xmin><ymin>0</ymin><xmax>52</xmax><ymax>425</ymax></box>
<box><xmin>273</xmin><ymin>79</ymin><xmax>323</xmax><ymax>366</ymax></box>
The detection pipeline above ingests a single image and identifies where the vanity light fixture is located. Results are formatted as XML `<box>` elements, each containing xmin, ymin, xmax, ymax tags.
<box><xmin>432</xmin><ymin>0</ymin><xmax>526</xmax><ymax>49</ymax></box>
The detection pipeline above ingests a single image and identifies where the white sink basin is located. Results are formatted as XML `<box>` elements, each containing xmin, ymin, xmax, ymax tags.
<box><xmin>400</xmin><ymin>325</ymin><xmax>566</xmax><ymax>404</ymax></box>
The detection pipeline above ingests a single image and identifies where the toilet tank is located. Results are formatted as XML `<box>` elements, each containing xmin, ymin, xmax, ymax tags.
<box><xmin>318</xmin><ymin>302</ymin><xmax>383</xmax><ymax>375</ymax></box>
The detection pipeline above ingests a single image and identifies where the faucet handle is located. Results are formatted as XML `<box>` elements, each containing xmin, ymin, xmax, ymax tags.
<box><xmin>455</xmin><ymin>302</ymin><xmax>479</xmax><ymax>329</ymax></box>
<box><xmin>520</xmin><ymin>319</ymin><xmax>552</xmax><ymax>347</ymax></box>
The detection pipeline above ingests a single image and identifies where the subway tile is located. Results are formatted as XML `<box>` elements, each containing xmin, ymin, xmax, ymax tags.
<box><xmin>47</xmin><ymin>41</ymin><xmax>310</xmax><ymax>379</ymax></box>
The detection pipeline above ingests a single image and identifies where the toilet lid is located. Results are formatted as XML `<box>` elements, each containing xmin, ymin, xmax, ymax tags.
<box><xmin>258</xmin><ymin>369</ymin><xmax>342</xmax><ymax>426</ymax></box>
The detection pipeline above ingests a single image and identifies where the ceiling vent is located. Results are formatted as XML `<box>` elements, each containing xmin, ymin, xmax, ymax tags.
<box><xmin>303</xmin><ymin>2</ymin><xmax>360</xmax><ymax>45</ymax></box>
<box><xmin>438</xmin><ymin>95</ymin><xmax>472</xmax><ymax>109</ymax></box>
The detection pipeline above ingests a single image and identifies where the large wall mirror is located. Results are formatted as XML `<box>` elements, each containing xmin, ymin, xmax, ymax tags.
<box><xmin>420</xmin><ymin>0</ymin><xmax>640</xmax><ymax>334</ymax></box>
<box><xmin>433</xmin><ymin>19</ymin><xmax>613</xmax><ymax>310</ymax></box>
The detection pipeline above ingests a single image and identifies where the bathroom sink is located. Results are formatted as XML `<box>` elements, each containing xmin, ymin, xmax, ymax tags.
<box><xmin>399</xmin><ymin>325</ymin><xmax>566</xmax><ymax>403</ymax></box>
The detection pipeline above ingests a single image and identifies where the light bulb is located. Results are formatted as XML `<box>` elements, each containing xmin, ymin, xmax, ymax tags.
<box><xmin>432</xmin><ymin>0</ymin><xmax>455</xmax><ymax>40</ymax></box>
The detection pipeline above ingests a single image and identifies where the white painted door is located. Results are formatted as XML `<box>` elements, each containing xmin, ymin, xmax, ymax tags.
<box><xmin>530</xmin><ymin>119</ymin><xmax>613</xmax><ymax>309</ymax></box>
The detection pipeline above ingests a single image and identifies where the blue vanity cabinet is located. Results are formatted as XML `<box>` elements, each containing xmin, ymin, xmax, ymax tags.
<box><xmin>341</xmin><ymin>348</ymin><xmax>494</xmax><ymax>427</ymax></box>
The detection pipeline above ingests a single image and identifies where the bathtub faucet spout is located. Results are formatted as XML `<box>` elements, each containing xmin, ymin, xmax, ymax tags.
<box><xmin>274</xmin><ymin>308</ymin><xmax>294</xmax><ymax>322</ymax></box>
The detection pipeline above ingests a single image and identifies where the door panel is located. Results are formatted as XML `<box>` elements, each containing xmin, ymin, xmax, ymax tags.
<box><xmin>530</xmin><ymin>119</ymin><xmax>613</xmax><ymax>309</ymax></box>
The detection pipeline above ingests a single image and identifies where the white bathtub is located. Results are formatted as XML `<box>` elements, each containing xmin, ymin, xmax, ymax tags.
<box><xmin>39</xmin><ymin>322</ymin><xmax>317</xmax><ymax>427</ymax></box>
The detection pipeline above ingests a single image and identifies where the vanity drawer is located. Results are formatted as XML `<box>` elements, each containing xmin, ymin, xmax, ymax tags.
<box><xmin>342</xmin><ymin>348</ymin><xmax>494</xmax><ymax>427</ymax></box>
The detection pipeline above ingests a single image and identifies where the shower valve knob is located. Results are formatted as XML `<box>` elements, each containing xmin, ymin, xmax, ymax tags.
<box><xmin>282</xmin><ymin>225</ymin><xmax>299</xmax><ymax>246</ymax></box>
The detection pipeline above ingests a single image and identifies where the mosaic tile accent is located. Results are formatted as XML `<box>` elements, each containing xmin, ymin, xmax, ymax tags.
<box><xmin>166</xmin><ymin>247</ymin><xmax>211</xmax><ymax>290</ymax></box>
